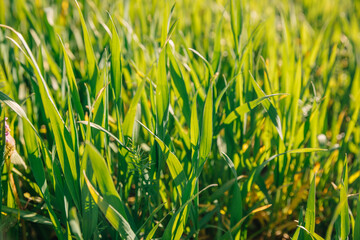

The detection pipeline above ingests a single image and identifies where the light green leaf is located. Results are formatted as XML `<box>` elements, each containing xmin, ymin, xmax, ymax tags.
<box><xmin>199</xmin><ymin>84</ymin><xmax>213</xmax><ymax>164</ymax></box>
<box><xmin>74</xmin><ymin>0</ymin><xmax>99</xmax><ymax>94</ymax></box>
<box><xmin>84</xmin><ymin>142</ymin><xmax>127</xmax><ymax>218</ymax></box>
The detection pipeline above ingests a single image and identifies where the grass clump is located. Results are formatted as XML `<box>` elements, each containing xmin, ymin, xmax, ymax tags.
<box><xmin>0</xmin><ymin>0</ymin><xmax>360</xmax><ymax>239</ymax></box>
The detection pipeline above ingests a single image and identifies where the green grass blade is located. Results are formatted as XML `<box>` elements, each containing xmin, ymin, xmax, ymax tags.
<box><xmin>123</xmin><ymin>78</ymin><xmax>146</xmax><ymax>138</ymax></box>
<box><xmin>78</xmin><ymin>121</ymin><xmax>129</xmax><ymax>151</ymax></box>
<box><xmin>84</xmin><ymin>142</ymin><xmax>128</xmax><ymax>218</ymax></box>
<box><xmin>246</xmin><ymin>148</ymin><xmax>326</xmax><ymax>192</ymax></box>
<box><xmin>156</xmin><ymin>48</ymin><xmax>169</xmax><ymax>135</ymax></box>
<box><xmin>340</xmin><ymin>159</ymin><xmax>350</xmax><ymax>239</ymax></box>
<box><xmin>109</xmin><ymin>15</ymin><xmax>122</xmax><ymax>102</ymax></box>
<box><xmin>221</xmin><ymin>153</ymin><xmax>242</xmax><ymax>237</ymax></box>
<box><xmin>74</xmin><ymin>0</ymin><xmax>99</xmax><ymax>95</ymax></box>
<box><xmin>189</xmin><ymin>48</ymin><xmax>214</xmax><ymax>77</ymax></box>
<box><xmin>190</xmin><ymin>93</ymin><xmax>199</xmax><ymax>151</ymax></box>
<box><xmin>59</xmin><ymin>36</ymin><xmax>85</xmax><ymax>120</ymax></box>
<box><xmin>199</xmin><ymin>84</ymin><xmax>213</xmax><ymax>165</ymax></box>
<box><xmin>137</xmin><ymin>121</ymin><xmax>186</xmax><ymax>196</ymax></box>
<box><xmin>355</xmin><ymin>194</ymin><xmax>360</xmax><ymax>240</ymax></box>
<box><xmin>163</xmin><ymin>184</ymin><xmax>217</xmax><ymax>240</ymax></box>
<box><xmin>168</xmin><ymin>50</ymin><xmax>191</xmax><ymax>125</ymax></box>
<box><xmin>304</xmin><ymin>174</ymin><xmax>316</xmax><ymax>240</ymax></box>
<box><xmin>84</xmin><ymin>171</ymin><xmax>137</xmax><ymax>240</ymax></box>
<box><xmin>223</xmin><ymin>93</ymin><xmax>286</xmax><ymax>125</ymax></box>
<box><xmin>23</xmin><ymin>120</ymin><xmax>64</xmax><ymax>239</ymax></box>
<box><xmin>212</xmin><ymin>17</ymin><xmax>222</xmax><ymax>71</ymax></box>
<box><xmin>250</xmin><ymin>73</ymin><xmax>284</xmax><ymax>140</ymax></box>
<box><xmin>1</xmin><ymin>206</ymin><xmax>53</xmax><ymax>226</ymax></box>
<box><xmin>1</xmin><ymin>25</ymin><xmax>81</xmax><ymax>210</ymax></box>
<box><xmin>69</xmin><ymin>207</ymin><xmax>83</xmax><ymax>240</ymax></box>
<box><xmin>0</xmin><ymin>91</ymin><xmax>39</xmax><ymax>138</ymax></box>
<box><xmin>325</xmin><ymin>193</ymin><xmax>348</xmax><ymax>240</ymax></box>
<box><xmin>230</xmin><ymin>0</ymin><xmax>242</xmax><ymax>53</ymax></box>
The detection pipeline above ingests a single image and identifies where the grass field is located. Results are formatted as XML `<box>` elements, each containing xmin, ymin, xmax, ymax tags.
<box><xmin>0</xmin><ymin>0</ymin><xmax>359</xmax><ymax>239</ymax></box>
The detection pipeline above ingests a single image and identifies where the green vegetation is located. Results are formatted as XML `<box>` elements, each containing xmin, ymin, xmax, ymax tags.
<box><xmin>0</xmin><ymin>0</ymin><xmax>359</xmax><ymax>239</ymax></box>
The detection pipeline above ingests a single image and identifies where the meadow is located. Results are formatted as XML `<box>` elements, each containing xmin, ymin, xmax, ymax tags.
<box><xmin>0</xmin><ymin>0</ymin><xmax>359</xmax><ymax>239</ymax></box>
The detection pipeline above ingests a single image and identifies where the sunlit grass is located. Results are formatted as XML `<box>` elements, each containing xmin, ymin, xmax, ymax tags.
<box><xmin>0</xmin><ymin>0</ymin><xmax>359</xmax><ymax>239</ymax></box>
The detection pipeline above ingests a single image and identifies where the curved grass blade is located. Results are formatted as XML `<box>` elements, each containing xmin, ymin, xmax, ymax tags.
<box><xmin>298</xmin><ymin>226</ymin><xmax>324</xmax><ymax>240</ymax></box>
<box><xmin>246</xmin><ymin>148</ymin><xmax>326</xmax><ymax>192</ymax></box>
<box><xmin>221</xmin><ymin>152</ymin><xmax>242</xmax><ymax>237</ymax></box>
<box><xmin>137</xmin><ymin>121</ymin><xmax>186</xmax><ymax>196</ymax></box>
<box><xmin>189</xmin><ymin>48</ymin><xmax>214</xmax><ymax>77</ymax></box>
<box><xmin>168</xmin><ymin>50</ymin><xmax>191</xmax><ymax>125</ymax></box>
<box><xmin>0</xmin><ymin>24</ymin><xmax>81</xmax><ymax>210</ymax></box>
<box><xmin>222</xmin><ymin>204</ymin><xmax>272</xmax><ymax>238</ymax></box>
<box><xmin>84</xmin><ymin>171</ymin><xmax>137</xmax><ymax>240</ymax></box>
<box><xmin>1</xmin><ymin>206</ymin><xmax>53</xmax><ymax>226</ymax></box>
<box><xmin>78</xmin><ymin>121</ymin><xmax>130</xmax><ymax>151</ymax></box>
<box><xmin>59</xmin><ymin>36</ymin><xmax>84</xmax><ymax>120</ymax></box>
<box><xmin>0</xmin><ymin>91</ymin><xmax>40</xmax><ymax>139</ymax></box>
<box><xmin>69</xmin><ymin>207</ymin><xmax>84</xmax><ymax>240</ymax></box>
<box><xmin>250</xmin><ymin>73</ymin><xmax>284</xmax><ymax>140</ymax></box>
<box><xmin>74</xmin><ymin>0</ymin><xmax>99</xmax><ymax>94</ymax></box>
<box><xmin>325</xmin><ymin>197</ymin><xmax>348</xmax><ymax>240</ymax></box>
<box><xmin>162</xmin><ymin>184</ymin><xmax>217</xmax><ymax>240</ymax></box>
<box><xmin>123</xmin><ymin>78</ymin><xmax>146</xmax><ymax>138</ymax></box>
<box><xmin>223</xmin><ymin>93</ymin><xmax>286</xmax><ymax>125</ymax></box>
<box><xmin>135</xmin><ymin>202</ymin><xmax>166</xmax><ymax>236</ymax></box>
<box><xmin>84</xmin><ymin>142</ymin><xmax>128</xmax><ymax>218</ymax></box>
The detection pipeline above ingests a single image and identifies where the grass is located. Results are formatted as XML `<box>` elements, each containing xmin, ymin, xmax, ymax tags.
<box><xmin>0</xmin><ymin>0</ymin><xmax>359</xmax><ymax>239</ymax></box>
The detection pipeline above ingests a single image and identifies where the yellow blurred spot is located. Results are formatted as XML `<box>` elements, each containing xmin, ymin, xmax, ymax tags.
<box><xmin>24</xmin><ymin>192</ymin><xmax>31</xmax><ymax>199</ymax></box>
<box><xmin>326</xmin><ymin>130</ymin><xmax>332</xmax><ymax>139</ymax></box>
<box><xmin>278</xmin><ymin>94</ymin><xmax>289</xmax><ymax>101</ymax></box>
<box><xmin>294</xmin><ymin>173</ymin><xmax>302</xmax><ymax>182</ymax></box>
<box><xmin>349</xmin><ymin>170</ymin><xmax>360</xmax><ymax>184</ymax></box>
<box><xmin>85</xmin><ymin>112</ymin><xmax>89</xmax><ymax>122</ymax></box>
<box><xmin>128</xmin><ymin>196</ymin><xmax>135</xmax><ymax>205</ymax></box>
<box><xmin>259</xmin><ymin>146</ymin><xmax>265</xmax><ymax>153</ymax></box>
<box><xmin>242</xmin><ymin>143</ymin><xmax>248</xmax><ymax>152</ymax></box>
<box><xmin>313</xmin><ymin>162</ymin><xmax>320</xmax><ymax>173</ymax></box>
<box><xmin>40</xmin><ymin>125</ymin><xmax>47</xmax><ymax>134</ymax></box>
<box><xmin>62</xmin><ymin>0</ymin><xmax>69</xmax><ymax>11</ymax></box>
<box><xmin>35</xmin><ymin>0</ymin><xmax>42</xmax><ymax>7</ymax></box>
<box><xmin>220</xmin><ymin>206</ymin><xmax>227</xmax><ymax>215</ymax></box>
